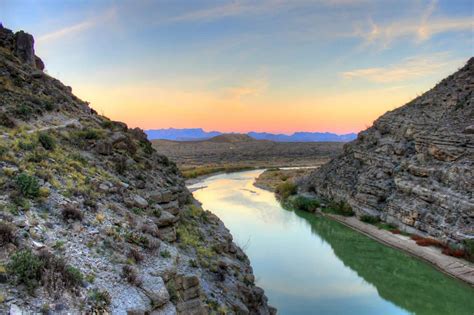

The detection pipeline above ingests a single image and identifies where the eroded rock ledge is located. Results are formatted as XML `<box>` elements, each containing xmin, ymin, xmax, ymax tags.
<box><xmin>301</xmin><ymin>57</ymin><xmax>474</xmax><ymax>244</ymax></box>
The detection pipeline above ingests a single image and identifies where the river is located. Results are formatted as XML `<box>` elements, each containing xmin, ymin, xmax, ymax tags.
<box><xmin>188</xmin><ymin>169</ymin><xmax>474</xmax><ymax>315</ymax></box>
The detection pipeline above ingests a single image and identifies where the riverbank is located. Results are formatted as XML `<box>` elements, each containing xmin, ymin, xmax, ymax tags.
<box><xmin>188</xmin><ymin>169</ymin><xmax>474</xmax><ymax>314</ymax></box>
<box><xmin>254</xmin><ymin>169</ymin><xmax>474</xmax><ymax>286</ymax></box>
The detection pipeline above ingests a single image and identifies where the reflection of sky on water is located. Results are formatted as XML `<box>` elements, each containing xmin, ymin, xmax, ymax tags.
<box><xmin>189</xmin><ymin>170</ymin><xmax>407</xmax><ymax>315</ymax></box>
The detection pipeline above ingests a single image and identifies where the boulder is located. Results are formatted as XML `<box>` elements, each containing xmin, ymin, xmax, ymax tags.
<box><xmin>155</xmin><ymin>211</ymin><xmax>179</xmax><ymax>227</ymax></box>
<box><xmin>139</xmin><ymin>276</ymin><xmax>170</xmax><ymax>308</ymax></box>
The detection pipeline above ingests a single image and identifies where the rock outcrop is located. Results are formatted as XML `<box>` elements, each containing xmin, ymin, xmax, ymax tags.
<box><xmin>0</xmin><ymin>26</ymin><xmax>273</xmax><ymax>314</ymax></box>
<box><xmin>301</xmin><ymin>58</ymin><xmax>473</xmax><ymax>243</ymax></box>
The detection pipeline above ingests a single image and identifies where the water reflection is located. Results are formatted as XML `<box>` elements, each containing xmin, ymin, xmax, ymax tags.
<box><xmin>189</xmin><ymin>170</ymin><xmax>474</xmax><ymax>315</ymax></box>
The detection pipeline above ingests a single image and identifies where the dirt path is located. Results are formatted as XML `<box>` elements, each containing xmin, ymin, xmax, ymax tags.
<box><xmin>1</xmin><ymin>119</ymin><xmax>79</xmax><ymax>139</ymax></box>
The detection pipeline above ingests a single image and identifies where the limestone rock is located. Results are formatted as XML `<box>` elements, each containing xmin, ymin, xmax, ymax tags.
<box><xmin>301</xmin><ymin>58</ymin><xmax>474</xmax><ymax>243</ymax></box>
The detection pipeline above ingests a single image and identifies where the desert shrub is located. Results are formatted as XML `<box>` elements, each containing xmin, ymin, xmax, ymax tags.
<box><xmin>16</xmin><ymin>173</ymin><xmax>40</xmax><ymax>198</ymax></box>
<box><xmin>88</xmin><ymin>289</ymin><xmax>111</xmax><ymax>311</ymax></box>
<box><xmin>122</xmin><ymin>265</ymin><xmax>141</xmax><ymax>286</ymax></box>
<box><xmin>77</xmin><ymin>128</ymin><xmax>103</xmax><ymax>140</ymax></box>
<box><xmin>114</xmin><ymin>156</ymin><xmax>127</xmax><ymax>175</ymax></box>
<box><xmin>18</xmin><ymin>140</ymin><xmax>36</xmax><ymax>150</ymax></box>
<box><xmin>360</xmin><ymin>215</ymin><xmax>381</xmax><ymax>224</ymax></box>
<box><xmin>288</xmin><ymin>196</ymin><xmax>320</xmax><ymax>212</ymax></box>
<box><xmin>414</xmin><ymin>237</ymin><xmax>444</xmax><ymax>247</ymax></box>
<box><xmin>442</xmin><ymin>246</ymin><xmax>466</xmax><ymax>258</ymax></box>
<box><xmin>0</xmin><ymin>145</ymin><xmax>8</xmax><ymax>157</ymax></box>
<box><xmin>140</xmin><ymin>223</ymin><xmax>158</xmax><ymax>237</ymax></box>
<box><xmin>13</xmin><ymin>104</ymin><xmax>32</xmax><ymax>120</ymax></box>
<box><xmin>322</xmin><ymin>200</ymin><xmax>355</xmax><ymax>216</ymax></box>
<box><xmin>127</xmin><ymin>248</ymin><xmax>144</xmax><ymax>263</ymax></box>
<box><xmin>0</xmin><ymin>221</ymin><xmax>16</xmax><ymax>245</ymax></box>
<box><xmin>0</xmin><ymin>112</ymin><xmax>15</xmax><ymax>128</ymax></box>
<box><xmin>42</xmin><ymin>100</ymin><xmax>55</xmax><ymax>111</ymax></box>
<box><xmin>38</xmin><ymin>132</ymin><xmax>56</xmax><ymax>150</ymax></box>
<box><xmin>275</xmin><ymin>182</ymin><xmax>297</xmax><ymax>200</ymax></box>
<box><xmin>8</xmin><ymin>249</ymin><xmax>43</xmax><ymax>291</ymax></box>
<box><xmin>125</xmin><ymin>232</ymin><xmax>149</xmax><ymax>247</ymax></box>
<box><xmin>61</xmin><ymin>205</ymin><xmax>83</xmax><ymax>221</ymax></box>
<box><xmin>38</xmin><ymin>250</ymin><xmax>84</xmax><ymax>291</ymax></box>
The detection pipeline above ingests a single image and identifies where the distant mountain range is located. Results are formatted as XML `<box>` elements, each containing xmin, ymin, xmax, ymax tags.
<box><xmin>145</xmin><ymin>128</ymin><xmax>357</xmax><ymax>142</ymax></box>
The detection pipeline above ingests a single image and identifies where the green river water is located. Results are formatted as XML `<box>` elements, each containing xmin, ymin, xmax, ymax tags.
<box><xmin>188</xmin><ymin>170</ymin><xmax>474</xmax><ymax>315</ymax></box>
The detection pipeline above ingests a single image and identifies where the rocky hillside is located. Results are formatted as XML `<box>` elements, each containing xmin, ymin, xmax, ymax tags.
<box><xmin>301</xmin><ymin>58</ymin><xmax>473</xmax><ymax>243</ymax></box>
<box><xmin>0</xmin><ymin>25</ymin><xmax>274</xmax><ymax>314</ymax></box>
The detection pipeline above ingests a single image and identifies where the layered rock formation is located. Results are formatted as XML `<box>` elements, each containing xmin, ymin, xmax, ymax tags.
<box><xmin>301</xmin><ymin>58</ymin><xmax>473</xmax><ymax>243</ymax></box>
<box><xmin>0</xmin><ymin>25</ymin><xmax>273</xmax><ymax>314</ymax></box>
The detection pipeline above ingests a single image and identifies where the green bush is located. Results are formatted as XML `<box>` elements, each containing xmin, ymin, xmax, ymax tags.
<box><xmin>322</xmin><ymin>200</ymin><xmax>355</xmax><ymax>216</ymax></box>
<box><xmin>8</xmin><ymin>249</ymin><xmax>43</xmax><ymax>290</ymax></box>
<box><xmin>275</xmin><ymin>182</ymin><xmax>297</xmax><ymax>200</ymax></box>
<box><xmin>360</xmin><ymin>215</ymin><xmax>381</xmax><ymax>224</ymax></box>
<box><xmin>0</xmin><ymin>112</ymin><xmax>16</xmax><ymax>128</ymax></box>
<box><xmin>16</xmin><ymin>173</ymin><xmax>40</xmax><ymax>198</ymax></box>
<box><xmin>38</xmin><ymin>132</ymin><xmax>56</xmax><ymax>150</ymax></box>
<box><xmin>463</xmin><ymin>239</ymin><xmax>474</xmax><ymax>262</ymax></box>
<box><xmin>76</xmin><ymin>128</ymin><xmax>103</xmax><ymax>140</ymax></box>
<box><xmin>287</xmin><ymin>196</ymin><xmax>320</xmax><ymax>212</ymax></box>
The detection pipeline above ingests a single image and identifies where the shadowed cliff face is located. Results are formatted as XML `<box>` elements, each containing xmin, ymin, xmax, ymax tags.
<box><xmin>301</xmin><ymin>58</ymin><xmax>474</xmax><ymax>242</ymax></box>
<box><xmin>0</xmin><ymin>25</ymin><xmax>273</xmax><ymax>314</ymax></box>
<box><xmin>290</xmin><ymin>209</ymin><xmax>474</xmax><ymax>315</ymax></box>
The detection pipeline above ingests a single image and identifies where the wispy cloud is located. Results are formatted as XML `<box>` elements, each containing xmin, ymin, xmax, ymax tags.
<box><xmin>224</xmin><ymin>77</ymin><xmax>269</xmax><ymax>100</ymax></box>
<box><xmin>38</xmin><ymin>8</ymin><xmax>117</xmax><ymax>43</ymax></box>
<box><xmin>353</xmin><ymin>1</ymin><xmax>473</xmax><ymax>48</ymax></box>
<box><xmin>341</xmin><ymin>53</ymin><xmax>461</xmax><ymax>83</ymax></box>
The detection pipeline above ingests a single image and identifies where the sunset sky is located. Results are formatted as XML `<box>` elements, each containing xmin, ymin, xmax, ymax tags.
<box><xmin>2</xmin><ymin>0</ymin><xmax>473</xmax><ymax>134</ymax></box>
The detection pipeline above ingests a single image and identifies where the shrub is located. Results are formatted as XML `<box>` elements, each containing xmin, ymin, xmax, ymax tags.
<box><xmin>8</xmin><ymin>249</ymin><xmax>43</xmax><ymax>291</ymax></box>
<box><xmin>76</xmin><ymin>128</ymin><xmax>103</xmax><ymax>140</ymax></box>
<box><xmin>414</xmin><ymin>237</ymin><xmax>444</xmax><ymax>247</ymax></box>
<box><xmin>323</xmin><ymin>200</ymin><xmax>354</xmax><ymax>216</ymax></box>
<box><xmin>0</xmin><ymin>112</ymin><xmax>15</xmax><ymax>128</ymax></box>
<box><xmin>287</xmin><ymin>196</ymin><xmax>320</xmax><ymax>212</ymax></box>
<box><xmin>16</xmin><ymin>173</ymin><xmax>40</xmax><ymax>198</ymax></box>
<box><xmin>122</xmin><ymin>265</ymin><xmax>141</xmax><ymax>286</ymax></box>
<box><xmin>88</xmin><ymin>289</ymin><xmax>111</xmax><ymax>310</ymax></box>
<box><xmin>0</xmin><ymin>145</ymin><xmax>8</xmax><ymax>157</ymax></box>
<box><xmin>160</xmin><ymin>250</ymin><xmax>171</xmax><ymax>258</ymax></box>
<box><xmin>442</xmin><ymin>246</ymin><xmax>466</xmax><ymax>258</ymax></box>
<box><xmin>127</xmin><ymin>248</ymin><xmax>144</xmax><ymax>263</ymax></box>
<box><xmin>62</xmin><ymin>205</ymin><xmax>83</xmax><ymax>221</ymax></box>
<box><xmin>360</xmin><ymin>215</ymin><xmax>381</xmax><ymax>224</ymax></box>
<box><xmin>275</xmin><ymin>182</ymin><xmax>297</xmax><ymax>200</ymax></box>
<box><xmin>13</xmin><ymin>104</ymin><xmax>32</xmax><ymax>120</ymax></box>
<box><xmin>463</xmin><ymin>239</ymin><xmax>474</xmax><ymax>262</ymax></box>
<box><xmin>0</xmin><ymin>221</ymin><xmax>16</xmax><ymax>245</ymax></box>
<box><xmin>38</xmin><ymin>132</ymin><xmax>55</xmax><ymax>150</ymax></box>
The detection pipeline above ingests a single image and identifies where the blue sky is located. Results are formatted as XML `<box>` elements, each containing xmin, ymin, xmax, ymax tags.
<box><xmin>1</xmin><ymin>0</ymin><xmax>473</xmax><ymax>133</ymax></box>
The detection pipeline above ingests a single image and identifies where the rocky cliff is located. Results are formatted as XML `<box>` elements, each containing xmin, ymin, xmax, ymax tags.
<box><xmin>0</xmin><ymin>25</ymin><xmax>273</xmax><ymax>314</ymax></box>
<box><xmin>301</xmin><ymin>58</ymin><xmax>473</xmax><ymax>243</ymax></box>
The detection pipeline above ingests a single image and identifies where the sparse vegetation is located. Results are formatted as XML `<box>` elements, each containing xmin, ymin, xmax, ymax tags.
<box><xmin>181</xmin><ymin>165</ymin><xmax>254</xmax><ymax>179</ymax></box>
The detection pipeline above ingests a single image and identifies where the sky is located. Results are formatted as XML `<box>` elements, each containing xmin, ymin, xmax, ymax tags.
<box><xmin>1</xmin><ymin>0</ymin><xmax>473</xmax><ymax>134</ymax></box>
